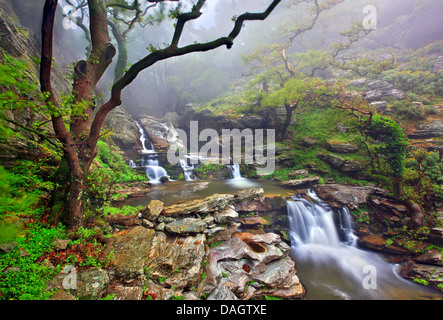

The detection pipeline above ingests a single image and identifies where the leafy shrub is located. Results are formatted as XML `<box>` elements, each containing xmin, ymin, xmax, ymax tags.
<box><xmin>0</xmin><ymin>223</ymin><xmax>66</xmax><ymax>300</ymax></box>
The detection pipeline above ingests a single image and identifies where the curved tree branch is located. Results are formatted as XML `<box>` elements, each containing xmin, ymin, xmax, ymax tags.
<box><xmin>89</xmin><ymin>0</ymin><xmax>282</xmax><ymax>142</ymax></box>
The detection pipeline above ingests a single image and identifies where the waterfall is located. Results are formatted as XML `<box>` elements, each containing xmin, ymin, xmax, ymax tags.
<box><xmin>135</xmin><ymin>121</ymin><xmax>154</xmax><ymax>153</ymax></box>
<box><xmin>287</xmin><ymin>190</ymin><xmax>428</xmax><ymax>299</ymax></box>
<box><xmin>179</xmin><ymin>158</ymin><xmax>195</xmax><ymax>181</ymax></box>
<box><xmin>228</xmin><ymin>163</ymin><xmax>242</xmax><ymax>179</ymax></box>
<box><xmin>338</xmin><ymin>206</ymin><xmax>358</xmax><ymax>246</ymax></box>
<box><xmin>131</xmin><ymin>121</ymin><xmax>169</xmax><ymax>183</ymax></box>
<box><xmin>287</xmin><ymin>195</ymin><xmax>341</xmax><ymax>248</ymax></box>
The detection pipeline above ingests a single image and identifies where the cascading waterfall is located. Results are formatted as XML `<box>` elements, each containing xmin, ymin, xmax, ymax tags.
<box><xmin>226</xmin><ymin>162</ymin><xmax>258</xmax><ymax>188</ymax></box>
<box><xmin>287</xmin><ymin>190</ymin><xmax>433</xmax><ymax>300</ymax></box>
<box><xmin>228</xmin><ymin>163</ymin><xmax>242</xmax><ymax>179</ymax></box>
<box><xmin>130</xmin><ymin>121</ymin><xmax>169</xmax><ymax>183</ymax></box>
<box><xmin>135</xmin><ymin>121</ymin><xmax>153</xmax><ymax>154</ymax></box>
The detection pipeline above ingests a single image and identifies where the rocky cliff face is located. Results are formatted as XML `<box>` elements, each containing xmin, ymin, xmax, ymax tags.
<box><xmin>0</xmin><ymin>8</ymin><xmax>70</xmax><ymax>168</ymax></box>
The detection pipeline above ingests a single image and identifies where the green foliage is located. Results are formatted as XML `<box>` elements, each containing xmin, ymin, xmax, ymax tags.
<box><xmin>261</xmin><ymin>77</ymin><xmax>327</xmax><ymax>109</ymax></box>
<box><xmin>88</xmin><ymin>140</ymin><xmax>147</xmax><ymax>205</ymax></box>
<box><xmin>366</xmin><ymin>115</ymin><xmax>409</xmax><ymax>180</ymax></box>
<box><xmin>405</xmin><ymin>149</ymin><xmax>443</xmax><ymax>203</ymax></box>
<box><xmin>0</xmin><ymin>223</ymin><xmax>66</xmax><ymax>300</ymax></box>
<box><xmin>102</xmin><ymin>204</ymin><xmax>143</xmax><ymax>216</ymax></box>
<box><xmin>389</xmin><ymin>100</ymin><xmax>426</xmax><ymax>121</ymax></box>
<box><xmin>0</xmin><ymin>54</ymin><xmax>37</xmax><ymax>106</ymax></box>
<box><xmin>194</xmin><ymin>163</ymin><xmax>226</xmax><ymax>179</ymax></box>
<box><xmin>0</xmin><ymin>165</ymin><xmax>40</xmax><ymax>216</ymax></box>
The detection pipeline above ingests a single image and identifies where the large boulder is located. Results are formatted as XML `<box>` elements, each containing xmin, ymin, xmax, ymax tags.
<box><xmin>141</xmin><ymin>199</ymin><xmax>164</xmax><ymax>221</ymax></box>
<box><xmin>138</xmin><ymin>115</ymin><xmax>185</xmax><ymax>153</ymax></box>
<box><xmin>204</xmin><ymin>232</ymin><xmax>304</xmax><ymax>300</ymax></box>
<box><xmin>75</xmin><ymin>268</ymin><xmax>110</xmax><ymax>300</ymax></box>
<box><xmin>315</xmin><ymin>184</ymin><xmax>387</xmax><ymax>209</ymax></box>
<box><xmin>325</xmin><ymin>141</ymin><xmax>359</xmax><ymax>154</ymax></box>
<box><xmin>233</xmin><ymin>195</ymin><xmax>287</xmax><ymax>213</ymax></box>
<box><xmin>400</xmin><ymin>261</ymin><xmax>443</xmax><ymax>292</ymax></box>
<box><xmin>145</xmin><ymin>232</ymin><xmax>207</xmax><ymax>290</ymax></box>
<box><xmin>163</xmin><ymin>194</ymin><xmax>234</xmax><ymax>217</ymax></box>
<box><xmin>165</xmin><ymin>218</ymin><xmax>207</xmax><ymax>235</ymax></box>
<box><xmin>318</xmin><ymin>154</ymin><xmax>363</xmax><ymax>173</ymax></box>
<box><xmin>108</xmin><ymin>226</ymin><xmax>155</xmax><ymax>280</ymax></box>
<box><xmin>106</xmin><ymin>107</ymin><xmax>139</xmax><ymax>153</ymax></box>
<box><xmin>408</xmin><ymin>121</ymin><xmax>443</xmax><ymax>139</ymax></box>
<box><xmin>281</xmin><ymin>177</ymin><xmax>321</xmax><ymax>189</ymax></box>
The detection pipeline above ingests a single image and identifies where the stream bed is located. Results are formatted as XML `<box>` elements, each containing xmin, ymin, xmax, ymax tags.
<box><xmin>119</xmin><ymin>178</ymin><xmax>442</xmax><ymax>300</ymax></box>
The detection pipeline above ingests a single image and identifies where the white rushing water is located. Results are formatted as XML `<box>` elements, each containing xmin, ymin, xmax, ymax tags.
<box><xmin>132</xmin><ymin>121</ymin><xmax>169</xmax><ymax>183</ymax></box>
<box><xmin>226</xmin><ymin>162</ymin><xmax>258</xmax><ymax>189</ymax></box>
<box><xmin>287</xmin><ymin>190</ymin><xmax>434</xmax><ymax>300</ymax></box>
<box><xmin>135</xmin><ymin>121</ymin><xmax>154</xmax><ymax>154</ymax></box>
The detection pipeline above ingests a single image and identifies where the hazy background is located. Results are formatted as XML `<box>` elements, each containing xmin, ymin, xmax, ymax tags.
<box><xmin>1</xmin><ymin>0</ymin><xmax>442</xmax><ymax>117</ymax></box>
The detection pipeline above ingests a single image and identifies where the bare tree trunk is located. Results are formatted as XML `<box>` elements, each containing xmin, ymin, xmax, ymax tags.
<box><xmin>279</xmin><ymin>103</ymin><xmax>294</xmax><ymax>140</ymax></box>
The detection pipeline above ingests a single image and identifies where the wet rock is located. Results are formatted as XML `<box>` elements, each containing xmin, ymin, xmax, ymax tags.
<box><xmin>106</xmin><ymin>106</ymin><xmax>138</xmax><ymax>153</ymax></box>
<box><xmin>165</xmin><ymin>218</ymin><xmax>207</xmax><ymax>235</ymax></box>
<box><xmin>145</xmin><ymin>232</ymin><xmax>206</xmax><ymax>290</ymax></box>
<box><xmin>111</xmin><ymin>181</ymin><xmax>152</xmax><ymax>200</ymax></box>
<box><xmin>234</xmin><ymin>188</ymin><xmax>264</xmax><ymax>201</ymax></box>
<box><xmin>318</xmin><ymin>154</ymin><xmax>362</xmax><ymax>173</ymax></box>
<box><xmin>281</xmin><ymin>177</ymin><xmax>321</xmax><ymax>189</ymax></box>
<box><xmin>109</xmin><ymin>226</ymin><xmax>155</xmax><ymax>280</ymax></box>
<box><xmin>206</xmin><ymin>232</ymin><xmax>304</xmax><ymax>299</ymax></box>
<box><xmin>288</xmin><ymin>169</ymin><xmax>309</xmax><ymax>179</ymax></box>
<box><xmin>110</xmin><ymin>286</ymin><xmax>144</xmax><ymax>300</ymax></box>
<box><xmin>206</xmin><ymin>222</ymin><xmax>241</xmax><ymax>245</ymax></box>
<box><xmin>138</xmin><ymin>115</ymin><xmax>185</xmax><ymax>153</ymax></box>
<box><xmin>400</xmin><ymin>261</ymin><xmax>443</xmax><ymax>292</ymax></box>
<box><xmin>239</xmin><ymin>216</ymin><xmax>269</xmax><ymax>228</ymax></box>
<box><xmin>325</xmin><ymin>142</ymin><xmax>359</xmax><ymax>154</ymax></box>
<box><xmin>421</xmin><ymin>228</ymin><xmax>443</xmax><ymax>245</ymax></box>
<box><xmin>214</xmin><ymin>206</ymin><xmax>239</xmax><ymax>224</ymax></box>
<box><xmin>414</xmin><ymin>249</ymin><xmax>443</xmax><ymax>266</ymax></box>
<box><xmin>408</xmin><ymin>121</ymin><xmax>443</xmax><ymax>139</ymax></box>
<box><xmin>163</xmin><ymin>194</ymin><xmax>234</xmax><ymax>217</ymax></box>
<box><xmin>207</xmin><ymin>284</ymin><xmax>238</xmax><ymax>300</ymax></box>
<box><xmin>315</xmin><ymin>184</ymin><xmax>387</xmax><ymax>209</ymax></box>
<box><xmin>233</xmin><ymin>195</ymin><xmax>286</xmax><ymax>212</ymax></box>
<box><xmin>76</xmin><ymin>267</ymin><xmax>110</xmax><ymax>300</ymax></box>
<box><xmin>141</xmin><ymin>199</ymin><xmax>164</xmax><ymax>221</ymax></box>
<box><xmin>357</xmin><ymin>234</ymin><xmax>413</xmax><ymax>255</ymax></box>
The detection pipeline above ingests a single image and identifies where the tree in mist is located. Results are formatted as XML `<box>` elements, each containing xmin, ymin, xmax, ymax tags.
<box><xmin>40</xmin><ymin>0</ymin><xmax>283</xmax><ymax>229</ymax></box>
<box><xmin>240</xmin><ymin>0</ymin><xmax>343</xmax><ymax>140</ymax></box>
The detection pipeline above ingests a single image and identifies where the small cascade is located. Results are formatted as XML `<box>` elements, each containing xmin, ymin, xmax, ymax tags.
<box><xmin>226</xmin><ymin>161</ymin><xmax>258</xmax><ymax>188</ymax></box>
<box><xmin>130</xmin><ymin>121</ymin><xmax>169</xmax><ymax>183</ymax></box>
<box><xmin>338</xmin><ymin>206</ymin><xmax>358</xmax><ymax>246</ymax></box>
<box><xmin>179</xmin><ymin>158</ymin><xmax>195</xmax><ymax>181</ymax></box>
<box><xmin>135</xmin><ymin>121</ymin><xmax>154</xmax><ymax>154</ymax></box>
<box><xmin>228</xmin><ymin>163</ymin><xmax>242</xmax><ymax>179</ymax></box>
<box><xmin>287</xmin><ymin>190</ymin><xmax>431</xmax><ymax>299</ymax></box>
<box><xmin>287</xmin><ymin>195</ymin><xmax>341</xmax><ymax>248</ymax></box>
